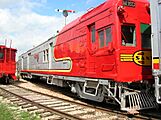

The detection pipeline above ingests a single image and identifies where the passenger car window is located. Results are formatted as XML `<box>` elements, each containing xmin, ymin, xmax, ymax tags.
<box><xmin>90</xmin><ymin>25</ymin><xmax>96</xmax><ymax>43</ymax></box>
<box><xmin>121</xmin><ymin>25</ymin><xmax>136</xmax><ymax>46</ymax></box>
<box><xmin>46</xmin><ymin>49</ymin><xmax>49</xmax><ymax>61</ymax></box>
<box><xmin>43</xmin><ymin>49</ymin><xmax>49</xmax><ymax>62</ymax></box>
<box><xmin>99</xmin><ymin>30</ymin><xmax>104</xmax><ymax>48</ymax></box>
<box><xmin>106</xmin><ymin>27</ymin><xmax>112</xmax><ymax>46</ymax></box>
<box><xmin>43</xmin><ymin>50</ymin><xmax>46</xmax><ymax>62</ymax></box>
<box><xmin>11</xmin><ymin>51</ymin><xmax>15</xmax><ymax>61</ymax></box>
<box><xmin>98</xmin><ymin>27</ymin><xmax>112</xmax><ymax>48</ymax></box>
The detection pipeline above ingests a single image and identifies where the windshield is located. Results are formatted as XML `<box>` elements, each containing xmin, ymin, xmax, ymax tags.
<box><xmin>0</xmin><ymin>53</ymin><xmax>4</xmax><ymax>59</ymax></box>
<box><xmin>121</xmin><ymin>24</ymin><xmax>136</xmax><ymax>46</ymax></box>
<box><xmin>141</xmin><ymin>24</ymin><xmax>151</xmax><ymax>49</ymax></box>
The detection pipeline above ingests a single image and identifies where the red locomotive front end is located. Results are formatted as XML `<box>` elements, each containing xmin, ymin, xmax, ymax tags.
<box><xmin>0</xmin><ymin>45</ymin><xmax>17</xmax><ymax>84</ymax></box>
<box><xmin>116</xmin><ymin>0</ymin><xmax>152</xmax><ymax>83</ymax></box>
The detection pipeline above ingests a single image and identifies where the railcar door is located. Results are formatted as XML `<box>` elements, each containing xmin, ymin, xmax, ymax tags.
<box><xmin>87</xmin><ymin>24</ymin><xmax>116</xmax><ymax>79</ymax></box>
<box><xmin>86</xmin><ymin>24</ymin><xmax>97</xmax><ymax>75</ymax></box>
<box><xmin>95</xmin><ymin>25</ymin><xmax>115</xmax><ymax>79</ymax></box>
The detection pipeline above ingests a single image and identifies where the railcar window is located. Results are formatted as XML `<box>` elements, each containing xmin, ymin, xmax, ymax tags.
<box><xmin>91</xmin><ymin>25</ymin><xmax>96</xmax><ymax>43</ymax></box>
<box><xmin>43</xmin><ymin>49</ymin><xmax>49</xmax><ymax>62</ymax></box>
<box><xmin>121</xmin><ymin>25</ymin><xmax>136</xmax><ymax>46</ymax></box>
<box><xmin>11</xmin><ymin>51</ymin><xmax>15</xmax><ymax>61</ymax></box>
<box><xmin>106</xmin><ymin>27</ymin><xmax>112</xmax><ymax>46</ymax></box>
<box><xmin>141</xmin><ymin>24</ymin><xmax>151</xmax><ymax>49</ymax></box>
<box><xmin>6</xmin><ymin>49</ymin><xmax>10</xmax><ymax>61</ymax></box>
<box><xmin>99</xmin><ymin>30</ymin><xmax>104</xmax><ymax>48</ymax></box>
<box><xmin>46</xmin><ymin>49</ymin><xmax>49</xmax><ymax>61</ymax></box>
<box><xmin>0</xmin><ymin>53</ymin><xmax>3</xmax><ymax>59</ymax></box>
<box><xmin>43</xmin><ymin>50</ymin><xmax>46</xmax><ymax>62</ymax></box>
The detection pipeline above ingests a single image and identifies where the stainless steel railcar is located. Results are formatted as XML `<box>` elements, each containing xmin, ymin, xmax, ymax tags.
<box><xmin>150</xmin><ymin>0</ymin><xmax>161</xmax><ymax>104</ymax></box>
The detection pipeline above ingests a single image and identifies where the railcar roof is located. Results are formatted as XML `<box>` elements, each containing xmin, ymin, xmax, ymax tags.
<box><xmin>19</xmin><ymin>0</ymin><xmax>149</xmax><ymax>57</ymax></box>
<box><xmin>0</xmin><ymin>45</ymin><xmax>17</xmax><ymax>51</ymax></box>
<box><xmin>0</xmin><ymin>45</ymin><xmax>6</xmax><ymax>48</ymax></box>
<box><xmin>60</xmin><ymin>1</ymin><xmax>107</xmax><ymax>33</ymax></box>
<box><xmin>60</xmin><ymin>0</ymin><xmax>149</xmax><ymax>33</ymax></box>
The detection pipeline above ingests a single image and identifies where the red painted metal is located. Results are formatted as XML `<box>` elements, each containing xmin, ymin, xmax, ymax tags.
<box><xmin>22</xmin><ymin>0</ymin><xmax>152</xmax><ymax>83</ymax></box>
<box><xmin>0</xmin><ymin>45</ymin><xmax>17</xmax><ymax>80</ymax></box>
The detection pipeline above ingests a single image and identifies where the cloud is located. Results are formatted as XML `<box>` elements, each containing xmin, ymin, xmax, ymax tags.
<box><xmin>86</xmin><ymin>0</ymin><xmax>94</xmax><ymax>4</ymax></box>
<box><xmin>0</xmin><ymin>1</ymin><xmax>83</xmax><ymax>59</ymax></box>
<box><xmin>0</xmin><ymin>0</ymin><xmax>45</xmax><ymax>9</ymax></box>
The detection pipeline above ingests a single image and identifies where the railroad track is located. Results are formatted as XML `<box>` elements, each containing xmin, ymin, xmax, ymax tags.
<box><xmin>0</xmin><ymin>85</ymin><xmax>159</xmax><ymax>120</ymax></box>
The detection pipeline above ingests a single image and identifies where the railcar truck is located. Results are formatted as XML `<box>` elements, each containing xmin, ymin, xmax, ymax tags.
<box><xmin>150</xmin><ymin>0</ymin><xmax>161</xmax><ymax>104</ymax></box>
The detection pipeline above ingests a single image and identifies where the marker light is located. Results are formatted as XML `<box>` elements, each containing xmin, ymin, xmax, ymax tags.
<box><xmin>153</xmin><ymin>58</ymin><xmax>160</xmax><ymax>69</ymax></box>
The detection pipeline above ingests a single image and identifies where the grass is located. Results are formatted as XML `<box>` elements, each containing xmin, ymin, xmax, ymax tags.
<box><xmin>0</xmin><ymin>103</ymin><xmax>41</xmax><ymax>120</ymax></box>
<box><xmin>0</xmin><ymin>103</ymin><xmax>13</xmax><ymax>120</ymax></box>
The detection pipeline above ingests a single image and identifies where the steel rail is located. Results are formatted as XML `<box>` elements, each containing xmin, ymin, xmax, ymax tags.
<box><xmin>0</xmin><ymin>86</ymin><xmax>84</xmax><ymax>120</ymax></box>
<box><xmin>14</xmin><ymin>84</ymin><xmax>161</xmax><ymax>120</ymax></box>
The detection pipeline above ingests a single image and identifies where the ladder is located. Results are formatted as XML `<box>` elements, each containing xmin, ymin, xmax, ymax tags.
<box><xmin>155</xmin><ymin>76</ymin><xmax>161</xmax><ymax>104</ymax></box>
<box><xmin>121</xmin><ymin>91</ymin><xmax>158</xmax><ymax>111</ymax></box>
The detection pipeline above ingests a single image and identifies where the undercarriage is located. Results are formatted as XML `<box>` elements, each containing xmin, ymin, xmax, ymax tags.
<box><xmin>0</xmin><ymin>73</ymin><xmax>14</xmax><ymax>84</ymax></box>
<box><xmin>72</xmin><ymin>80</ymin><xmax>157</xmax><ymax>111</ymax></box>
<box><xmin>21</xmin><ymin>72</ymin><xmax>158</xmax><ymax>111</ymax></box>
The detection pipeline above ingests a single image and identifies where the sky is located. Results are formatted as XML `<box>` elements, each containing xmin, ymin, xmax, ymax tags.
<box><xmin>0</xmin><ymin>0</ymin><xmax>105</xmax><ymax>58</ymax></box>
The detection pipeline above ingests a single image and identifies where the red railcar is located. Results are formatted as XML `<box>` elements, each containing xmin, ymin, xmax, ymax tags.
<box><xmin>54</xmin><ymin>0</ymin><xmax>152</xmax><ymax>83</ymax></box>
<box><xmin>19</xmin><ymin>0</ymin><xmax>157</xmax><ymax>111</ymax></box>
<box><xmin>0</xmin><ymin>45</ymin><xmax>17</xmax><ymax>84</ymax></box>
